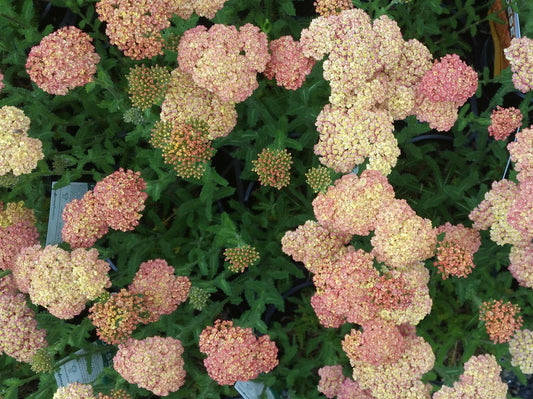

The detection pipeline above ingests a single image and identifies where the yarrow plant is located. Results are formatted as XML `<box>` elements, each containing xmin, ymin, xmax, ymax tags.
<box><xmin>252</xmin><ymin>148</ymin><xmax>292</xmax><ymax>189</ymax></box>
<box><xmin>223</xmin><ymin>245</ymin><xmax>260</xmax><ymax>272</ymax></box>
<box><xmin>479</xmin><ymin>299</ymin><xmax>524</xmax><ymax>344</ymax></box>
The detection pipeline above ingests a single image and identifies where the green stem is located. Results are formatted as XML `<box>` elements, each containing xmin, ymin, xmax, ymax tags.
<box><xmin>0</xmin><ymin>269</ymin><xmax>12</xmax><ymax>279</ymax></box>
<box><xmin>0</xmin><ymin>12</ymin><xmax>30</xmax><ymax>29</ymax></box>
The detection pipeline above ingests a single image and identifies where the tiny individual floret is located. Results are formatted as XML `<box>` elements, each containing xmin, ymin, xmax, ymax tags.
<box><xmin>93</xmin><ymin>168</ymin><xmax>148</xmax><ymax>231</ymax></box>
<box><xmin>223</xmin><ymin>245</ymin><xmax>260</xmax><ymax>273</ymax></box>
<box><xmin>509</xmin><ymin>329</ymin><xmax>533</xmax><ymax>374</ymax></box>
<box><xmin>31</xmin><ymin>348</ymin><xmax>54</xmax><ymax>373</ymax></box>
<box><xmin>113</xmin><ymin>336</ymin><xmax>186</xmax><ymax>396</ymax></box>
<box><xmin>263</xmin><ymin>36</ymin><xmax>315</xmax><ymax>90</ymax></box>
<box><xmin>199</xmin><ymin>319</ymin><xmax>279</xmax><ymax>385</ymax></box>
<box><xmin>488</xmin><ymin>106</ymin><xmax>522</xmax><ymax>140</ymax></box>
<box><xmin>305</xmin><ymin>166</ymin><xmax>332</xmax><ymax>193</ymax></box>
<box><xmin>129</xmin><ymin>259</ymin><xmax>190</xmax><ymax>323</ymax></box>
<box><xmin>89</xmin><ymin>289</ymin><xmax>147</xmax><ymax>345</ymax></box>
<box><xmin>479</xmin><ymin>299</ymin><xmax>523</xmax><ymax>344</ymax></box>
<box><xmin>26</xmin><ymin>26</ymin><xmax>100</xmax><ymax>95</ymax></box>
<box><xmin>53</xmin><ymin>382</ymin><xmax>95</xmax><ymax>399</ymax></box>
<box><xmin>504</xmin><ymin>37</ymin><xmax>533</xmax><ymax>93</ymax></box>
<box><xmin>127</xmin><ymin>65</ymin><xmax>171</xmax><ymax>110</ymax></box>
<box><xmin>188</xmin><ymin>286</ymin><xmax>210</xmax><ymax>311</ymax></box>
<box><xmin>313</xmin><ymin>0</ymin><xmax>353</xmax><ymax>16</ymax></box>
<box><xmin>252</xmin><ymin>148</ymin><xmax>292</xmax><ymax>189</ymax></box>
<box><xmin>151</xmin><ymin>120</ymin><xmax>214</xmax><ymax>179</ymax></box>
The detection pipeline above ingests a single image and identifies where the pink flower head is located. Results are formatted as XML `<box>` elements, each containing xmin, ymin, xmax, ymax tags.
<box><xmin>371</xmin><ymin>199</ymin><xmax>437</xmax><ymax>270</ymax></box>
<box><xmin>96</xmin><ymin>0</ymin><xmax>174</xmax><ymax>59</ymax></box>
<box><xmin>12</xmin><ymin>245</ymin><xmax>111</xmax><ymax>319</ymax></box>
<box><xmin>252</xmin><ymin>148</ymin><xmax>292</xmax><ymax>189</ymax></box>
<box><xmin>488</xmin><ymin>106</ymin><xmax>522</xmax><ymax>140</ymax></box>
<box><xmin>479</xmin><ymin>299</ymin><xmax>523</xmax><ymax>344</ymax></box>
<box><xmin>317</xmin><ymin>365</ymin><xmax>344</xmax><ymax>398</ymax></box>
<box><xmin>413</xmin><ymin>97</ymin><xmax>459</xmax><ymax>132</ymax></box>
<box><xmin>508</xmin><ymin>126</ymin><xmax>533</xmax><ymax>182</ymax></box>
<box><xmin>507</xmin><ymin>178</ymin><xmax>533</xmax><ymax>241</ymax></box>
<box><xmin>89</xmin><ymin>289</ymin><xmax>147</xmax><ymax>345</ymax></box>
<box><xmin>172</xmin><ymin>0</ymin><xmax>229</xmax><ymax>19</ymax></box>
<box><xmin>93</xmin><ymin>168</ymin><xmax>147</xmax><ymax>231</ymax></box>
<box><xmin>178</xmin><ymin>24</ymin><xmax>269</xmax><ymax>102</ymax></box>
<box><xmin>508</xmin><ymin>243</ymin><xmax>533</xmax><ymax>289</ymax></box>
<box><xmin>435</xmin><ymin>222</ymin><xmax>482</xmax><ymax>254</ymax></box>
<box><xmin>62</xmin><ymin>191</ymin><xmax>109</xmax><ymax>249</ymax></box>
<box><xmin>312</xmin><ymin>170</ymin><xmax>396</xmax><ymax>236</ymax></box>
<box><xmin>346</xmin><ymin>334</ymin><xmax>435</xmax><ymax>398</ymax></box>
<box><xmin>264</xmin><ymin>36</ymin><xmax>315</xmax><ymax>90</ymax></box>
<box><xmin>281</xmin><ymin>220</ymin><xmax>352</xmax><ymax>273</ymax></box>
<box><xmin>160</xmin><ymin>68</ymin><xmax>237</xmax><ymax>139</ymax></box>
<box><xmin>199</xmin><ymin>320</ymin><xmax>279</xmax><ymax>385</ymax></box>
<box><xmin>0</xmin><ymin>69</ymin><xmax>4</xmax><ymax>92</ymax></box>
<box><xmin>418</xmin><ymin>54</ymin><xmax>478</xmax><ymax>107</ymax></box>
<box><xmin>129</xmin><ymin>259</ymin><xmax>190</xmax><ymax>322</ymax></box>
<box><xmin>314</xmin><ymin>105</ymin><xmax>398</xmax><ymax>174</ymax></box>
<box><xmin>337</xmin><ymin>378</ymin><xmax>374</xmax><ymax>399</ymax></box>
<box><xmin>53</xmin><ymin>382</ymin><xmax>95</xmax><ymax>399</ymax></box>
<box><xmin>433</xmin><ymin>354</ymin><xmax>508</xmax><ymax>398</ymax></box>
<box><xmin>0</xmin><ymin>106</ymin><xmax>43</xmax><ymax>176</ymax></box>
<box><xmin>0</xmin><ymin>201</ymin><xmax>39</xmax><ymax>271</ymax></box>
<box><xmin>313</xmin><ymin>0</ymin><xmax>353</xmax><ymax>17</ymax></box>
<box><xmin>151</xmin><ymin>120</ymin><xmax>214</xmax><ymax>179</ymax></box>
<box><xmin>434</xmin><ymin>240</ymin><xmax>475</xmax><ymax>279</ymax></box>
<box><xmin>509</xmin><ymin>329</ymin><xmax>533</xmax><ymax>374</ymax></box>
<box><xmin>504</xmin><ymin>37</ymin><xmax>533</xmax><ymax>93</ymax></box>
<box><xmin>223</xmin><ymin>246</ymin><xmax>260</xmax><ymax>273</ymax></box>
<box><xmin>113</xmin><ymin>336</ymin><xmax>186</xmax><ymax>396</ymax></box>
<box><xmin>0</xmin><ymin>287</ymin><xmax>48</xmax><ymax>363</ymax></box>
<box><xmin>26</xmin><ymin>26</ymin><xmax>100</xmax><ymax>95</ymax></box>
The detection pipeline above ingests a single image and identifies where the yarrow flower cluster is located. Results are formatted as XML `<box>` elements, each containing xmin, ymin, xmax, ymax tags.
<box><xmin>25</xmin><ymin>26</ymin><xmax>100</xmax><ymax>95</ymax></box>
<box><xmin>128</xmin><ymin>259</ymin><xmax>190</xmax><ymax>322</ymax></box>
<box><xmin>317</xmin><ymin>365</ymin><xmax>372</xmax><ymax>398</ymax></box>
<box><xmin>508</xmin><ymin>125</ymin><xmax>533</xmax><ymax>182</ymax></box>
<box><xmin>509</xmin><ymin>329</ymin><xmax>533</xmax><ymax>374</ymax></box>
<box><xmin>223</xmin><ymin>245</ymin><xmax>260</xmax><ymax>272</ymax></box>
<box><xmin>172</xmin><ymin>0</ymin><xmax>230</xmax><ymax>19</ymax></box>
<box><xmin>305</xmin><ymin>166</ymin><xmax>332</xmax><ymax>193</ymax></box>
<box><xmin>0</xmin><ymin>201</ymin><xmax>39</xmax><ymax>271</ymax></box>
<box><xmin>263</xmin><ymin>36</ymin><xmax>315</xmax><ymax>90</ymax></box>
<box><xmin>30</xmin><ymin>348</ymin><xmax>53</xmax><ymax>373</ymax></box>
<box><xmin>252</xmin><ymin>148</ymin><xmax>292</xmax><ymax>189</ymax></box>
<box><xmin>160</xmin><ymin>68</ymin><xmax>237</xmax><ymax>140</ymax></box>
<box><xmin>313</xmin><ymin>0</ymin><xmax>353</xmax><ymax>17</ymax></box>
<box><xmin>199</xmin><ymin>319</ymin><xmax>279</xmax><ymax>385</ymax></box>
<box><xmin>504</xmin><ymin>36</ymin><xmax>533</xmax><ymax>93</ymax></box>
<box><xmin>0</xmin><ymin>282</ymin><xmax>48</xmax><ymax>364</ymax></box>
<box><xmin>53</xmin><ymin>382</ymin><xmax>95</xmax><ymax>399</ymax></box>
<box><xmin>488</xmin><ymin>106</ymin><xmax>522</xmax><ymax>140</ymax></box>
<box><xmin>0</xmin><ymin>106</ymin><xmax>43</xmax><ymax>176</ymax></box>
<box><xmin>479</xmin><ymin>299</ymin><xmax>523</xmax><ymax>344</ymax></box>
<box><xmin>96</xmin><ymin>0</ymin><xmax>174</xmax><ymax>59</ymax></box>
<box><xmin>151</xmin><ymin>120</ymin><xmax>214</xmax><ymax>179</ymax></box>
<box><xmin>62</xmin><ymin>169</ymin><xmax>147</xmax><ymax>248</ymax></box>
<box><xmin>89</xmin><ymin>289</ymin><xmax>148</xmax><ymax>345</ymax></box>
<box><xmin>432</xmin><ymin>354</ymin><xmax>508</xmax><ymax>398</ymax></box>
<box><xmin>126</xmin><ymin>64</ymin><xmax>171</xmax><ymax>110</ymax></box>
<box><xmin>113</xmin><ymin>336</ymin><xmax>186</xmax><ymax>396</ymax></box>
<box><xmin>188</xmin><ymin>286</ymin><xmax>210</xmax><ymax>311</ymax></box>
<box><xmin>12</xmin><ymin>245</ymin><xmax>111</xmax><ymax>319</ymax></box>
<box><xmin>178</xmin><ymin>24</ymin><xmax>270</xmax><ymax>102</ymax></box>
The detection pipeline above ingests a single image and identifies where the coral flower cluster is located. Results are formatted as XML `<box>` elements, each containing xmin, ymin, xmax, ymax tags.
<box><xmin>90</xmin><ymin>259</ymin><xmax>190</xmax><ymax>344</ymax></box>
<box><xmin>223</xmin><ymin>245</ymin><xmax>260</xmax><ymax>272</ymax></box>
<box><xmin>488</xmin><ymin>106</ymin><xmax>522</xmax><ymax>141</ymax></box>
<box><xmin>504</xmin><ymin>36</ymin><xmax>533</xmax><ymax>93</ymax></box>
<box><xmin>178</xmin><ymin>24</ymin><xmax>269</xmax><ymax>103</ymax></box>
<box><xmin>0</xmin><ymin>201</ymin><xmax>39</xmax><ymax>271</ymax></box>
<box><xmin>252</xmin><ymin>148</ymin><xmax>292</xmax><ymax>189</ymax></box>
<box><xmin>299</xmin><ymin>9</ymin><xmax>478</xmax><ymax>174</ymax></box>
<box><xmin>113</xmin><ymin>336</ymin><xmax>186</xmax><ymax>396</ymax></box>
<box><xmin>317</xmin><ymin>365</ymin><xmax>372</xmax><ymax>398</ymax></box>
<box><xmin>199</xmin><ymin>319</ymin><xmax>279</xmax><ymax>385</ymax></box>
<box><xmin>479</xmin><ymin>299</ymin><xmax>523</xmax><ymax>344</ymax></box>
<box><xmin>0</xmin><ymin>277</ymin><xmax>48</xmax><ymax>364</ymax></box>
<box><xmin>0</xmin><ymin>106</ymin><xmax>44</xmax><ymax>177</ymax></box>
<box><xmin>11</xmin><ymin>245</ymin><xmax>111</xmax><ymax>319</ymax></box>
<box><xmin>151</xmin><ymin>120</ymin><xmax>214</xmax><ymax>179</ymax></box>
<box><xmin>62</xmin><ymin>169</ymin><xmax>147</xmax><ymax>248</ymax></box>
<box><xmin>26</xmin><ymin>26</ymin><xmax>100</xmax><ymax>95</ymax></box>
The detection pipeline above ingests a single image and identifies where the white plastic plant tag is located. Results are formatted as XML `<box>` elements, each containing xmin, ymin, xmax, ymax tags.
<box><xmin>46</xmin><ymin>182</ymin><xmax>89</xmax><ymax>245</ymax></box>
<box><xmin>54</xmin><ymin>347</ymin><xmax>113</xmax><ymax>387</ymax></box>
<box><xmin>234</xmin><ymin>381</ymin><xmax>276</xmax><ymax>399</ymax></box>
